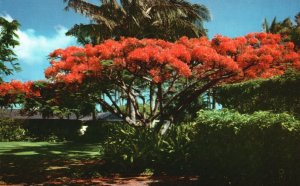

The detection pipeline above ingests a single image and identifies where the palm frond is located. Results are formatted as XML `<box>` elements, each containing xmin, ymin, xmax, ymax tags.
<box><xmin>270</xmin><ymin>17</ymin><xmax>277</xmax><ymax>33</ymax></box>
<box><xmin>64</xmin><ymin>0</ymin><xmax>117</xmax><ymax>30</ymax></box>
<box><xmin>64</xmin><ymin>0</ymin><xmax>210</xmax><ymax>42</ymax></box>
<box><xmin>147</xmin><ymin>0</ymin><xmax>209</xmax><ymax>27</ymax></box>
<box><xmin>282</xmin><ymin>18</ymin><xmax>293</xmax><ymax>28</ymax></box>
<box><xmin>66</xmin><ymin>23</ymin><xmax>112</xmax><ymax>45</ymax></box>
<box><xmin>262</xmin><ymin>18</ymin><xmax>270</xmax><ymax>33</ymax></box>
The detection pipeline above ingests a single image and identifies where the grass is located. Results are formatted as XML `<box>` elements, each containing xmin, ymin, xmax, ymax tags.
<box><xmin>0</xmin><ymin>141</ymin><xmax>100</xmax><ymax>157</ymax></box>
<box><xmin>0</xmin><ymin>141</ymin><xmax>103</xmax><ymax>185</ymax></box>
<box><xmin>0</xmin><ymin>142</ymin><xmax>199</xmax><ymax>185</ymax></box>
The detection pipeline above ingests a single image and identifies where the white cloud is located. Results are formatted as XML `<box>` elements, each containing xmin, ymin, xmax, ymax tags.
<box><xmin>1</xmin><ymin>13</ymin><xmax>78</xmax><ymax>81</ymax></box>
<box><xmin>1</xmin><ymin>13</ymin><xmax>77</xmax><ymax>66</ymax></box>
<box><xmin>15</xmin><ymin>26</ymin><xmax>76</xmax><ymax>65</ymax></box>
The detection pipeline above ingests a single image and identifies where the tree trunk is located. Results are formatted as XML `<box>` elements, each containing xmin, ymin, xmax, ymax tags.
<box><xmin>170</xmin><ymin>79</ymin><xmax>220</xmax><ymax>119</ymax></box>
<box><xmin>154</xmin><ymin>83</ymin><xmax>164</xmax><ymax>133</ymax></box>
<box><xmin>212</xmin><ymin>89</ymin><xmax>216</xmax><ymax>109</ymax></box>
<box><xmin>130</xmin><ymin>100</ymin><xmax>136</xmax><ymax>124</ymax></box>
<box><xmin>150</xmin><ymin>83</ymin><xmax>155</xmax><ymax>115</ymax></box>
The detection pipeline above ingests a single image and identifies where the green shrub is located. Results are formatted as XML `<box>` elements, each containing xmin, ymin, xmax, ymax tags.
<box><xmin>191</xmin><ymin>109</ymin><xmax>300</xmax><ymax>185</ymax></box>
<box><xmin>100</xmin><ymin>123</ymin><xmax>195</xmax><ymax>175</ymax></box>
<box><xmin>100</xmin><ymin>110</ymin><xmax>300</xmax><ymax>185</ymax></box>
<box><xmin>78</xmin><ymin>121</ymin><xmax>122</xmax><ymax>143</ymax></box>
<box><xmin>101</xmin><ymin>124</ymin><xmax>155</xmax><ymax>174</ymax></box>
<box><xmin>214</xmin><ymin>70</ymin><xmax>300</xmax><ymax>118</ymax></box>
<box><xmin>0</xmin><ymin>118</ymin><xmax>28</xmax><ymax>141</ymax></box>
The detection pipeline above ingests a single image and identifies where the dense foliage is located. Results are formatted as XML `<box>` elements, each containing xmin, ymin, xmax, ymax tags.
<box><xmin>263</xmin><ymin>12</ymin><xmax>300</xmax><ymax>48</ymax></box>
<box><xmin>0</xmin><ymin>33</ymin><xmax>299</xmax><ymax>128</ymax></box>
<box><xmin>0</xmin><ymin>118</ymin><xmax>27</xmax><ymax>141</ymax></box>
<box><xmin>215</xmin><ymin>70</ymin><xmax>300</xmax><ymax>118</ymax></box>
<box><xmin>0</xmin><ymin>17</ymin><xmax>20</xmax><ymax>82</ymax></box>
<box><xmin>64</xmin><ymin>0</ymin><xmax>210</xmax><ymax>44</ymax></box>
<box><xmin>101</xmin><ymin>109</ymin><xmax>300</xmax><ymax>185</ymax></box>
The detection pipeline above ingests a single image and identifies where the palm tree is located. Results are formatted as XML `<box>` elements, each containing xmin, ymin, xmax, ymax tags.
<box><xmin>262</xmin><ymin>16</ymin><xmax>297</xmax><ymax>44</ymax></box>
<box><xmin>64</xmin><ymin>0</ymin><xmax>210</xmax><ymax>44</ymax></box>
<box><xmin>295</xmin><ymin>12</ymin><xmax>300</xmax><ymax>26</ymax></box>
<box><xmin>263</xmin><ymin>17</ymin><xmax>291</xmax><ymax>33</ymax></box>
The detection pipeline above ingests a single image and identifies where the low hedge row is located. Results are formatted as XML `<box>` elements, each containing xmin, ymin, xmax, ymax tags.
<box><xmin>0</xmin><ymin>118</ymin><xmax>118</xmax><ymax>142</ymax></box>
<box><xmin>101</xmin><ymin>110</ymin><xmax>300</xmax><ymax>185</ymax></box>
<box><xmin>191</xmin><ymin>110</ymin><xmax>300</xmax><ymax>185</ymax></box>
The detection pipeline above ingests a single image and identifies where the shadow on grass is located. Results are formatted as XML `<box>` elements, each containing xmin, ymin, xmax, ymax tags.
<box><xmin>0</xmin><ymin>142</ymin><xmax>201</xmax><ymax>185</ymax></box>
<box><xmin>0</xmin><ymin>142</ymin><xmax>103</xmax><ymax>185</ymax></box>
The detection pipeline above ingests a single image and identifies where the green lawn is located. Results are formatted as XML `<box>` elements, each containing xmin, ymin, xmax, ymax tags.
<box><xmin>0</xmin><ymin>141</ymin><xmax>100</xmax><ymax>157</ymax></box>
<box><xmin>0</xmin><ymin>141</ymin><xmax>102</xmax><ymax>185</ymax></box>
<box><xmin>0</xmin><ymin>142</ymin><xmax>198</xmax><ymax>185</ymax></box>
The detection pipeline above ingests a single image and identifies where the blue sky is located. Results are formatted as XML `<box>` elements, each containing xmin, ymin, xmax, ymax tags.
<box><xmin>1</xmin><ymin>0</ymin><xmax>300</xmax><ymax>81</ymax></box>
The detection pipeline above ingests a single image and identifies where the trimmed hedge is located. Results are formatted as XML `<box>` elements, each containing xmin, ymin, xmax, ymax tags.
<box><xmin>191</xmin><ymin>110</ymin><xmax>300</xmax><ymax>185</ymax></box>
<box><xmin>214</xmin><ymin>70</ymin><xmax>300</xmax><ymax>118</ymax></box>
<box><xmin>101</xmin><ymin>110</ymin><xmax>300</xmax><ymax>185</ymax></box>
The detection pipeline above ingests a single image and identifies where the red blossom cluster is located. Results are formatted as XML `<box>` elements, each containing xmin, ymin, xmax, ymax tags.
<box><xmin>0</xmin><ymin>80</ymin><xmax>40</xmax><ymax>97</ymax></box>
<box><xmin>45</xmin><ymin>45</ymin><xmax>103</xmax><ymax>83</ymax></box>
<box><xmin>179</xmin><ymin>32</ymin><xmax>300</xmax><ymax>80</ymax></box>
<box><xmin>45</xmin><ymin>33</ymin><xmax>300</xmax><ymax>84</ymax></box>
<box><xmin>1</xmin><ymin>32</ymin><xmax>299</xmax><ymax>107</ymax></box>
<box><xmin>0</xmin><ymin>80</ymin><xmax>40</xmax><ymax>105</ymax></box>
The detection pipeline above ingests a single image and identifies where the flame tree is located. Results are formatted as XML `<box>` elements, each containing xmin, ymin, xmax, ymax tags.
<box><xmin>1</xmin><ymin>33</ymin><xmax>300</xmax><ymax>129</ymax></box>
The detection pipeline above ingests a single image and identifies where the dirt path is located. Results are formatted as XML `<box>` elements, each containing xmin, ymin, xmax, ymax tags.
<box><xmin>44</xmin><ymin>175</ymin><xmax>199</xmax><ymax>186</ymax></box>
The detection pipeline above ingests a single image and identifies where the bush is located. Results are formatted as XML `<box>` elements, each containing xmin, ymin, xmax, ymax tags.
<box><xmin>101</xmin><ymin>124</ymin><xmax>155</xmax><ymax>174</ymax></box>
<box><xmin>214</xmin><ymin>70</ymin><xmax>300</xmax><ymax>118</ymax></box>
<box><xmin>100</xmin><ymin>110</ymin><xmax>300</xmax><ymax>185</ymax></box>
<box><xmin>100</xmin><ymin>122</ymin><xmax>195</xmax><ymax>175</ymax></box>
<box><xmin>0</xmin><ymin>118</ymin><xmax>28</xmax><ymax>141</ymax></box>
<box><xmin>191</xmin><ymin>110</ymin><xmax>300</xmax><ymax>185</ymax></box>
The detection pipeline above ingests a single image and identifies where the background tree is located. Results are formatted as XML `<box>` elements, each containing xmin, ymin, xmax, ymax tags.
<box><xmin>64</xmin><ymin>0</ymin><xmax>210</xmax><ymax>44</ymax></box>
<box><xmin>263</xmin><ymin>13</ymin><xmax>300</xmax><ymax>48</ymax></box>
<box><xmin>0</xmin><ymin>17</ymin><xmax>20</xmax><ymax>82</ymax></box>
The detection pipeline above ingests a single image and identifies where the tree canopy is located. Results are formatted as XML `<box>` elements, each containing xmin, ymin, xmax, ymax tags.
<box><xmin>0</xmin><ymin>33</ymin><xmax>299</xmax><ymax>128</ymax></box>
<box><xmin>0</xmin><ymin>17</ymin><xmax>20</xmax><ymax>82</ymax></box>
